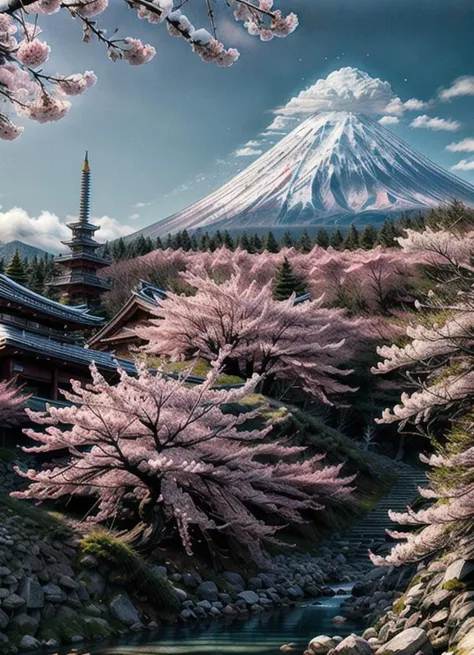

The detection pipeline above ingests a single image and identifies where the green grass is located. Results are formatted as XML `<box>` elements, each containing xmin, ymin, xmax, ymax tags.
<box><xmin>80</xmin><ymin>532</ymin><xmax>181</xmax><ymax>616</ymax></box>
<box><xmin>146</xmin><ymin>357</ymin><xmax>245</xmax><ymax>386</ymax></box>
<box><xmin>0</xmin><ymin>494</ymin><xmax>73</xmax><ymax>540</ymax></box>
<box><xmin>443</xmin><ymin>578</ymin><xmax>467</xmax><ymax>592</ymax></box>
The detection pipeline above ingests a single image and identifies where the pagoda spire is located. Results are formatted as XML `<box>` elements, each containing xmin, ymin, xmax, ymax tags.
<box><xmin>79</xmin><ymin>150</ymin><xmax>91</xmax><ymax>224</ymax></box>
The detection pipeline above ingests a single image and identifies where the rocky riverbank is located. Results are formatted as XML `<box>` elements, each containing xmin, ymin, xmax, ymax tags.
<box><xmin>0</xmin><ymin>496</ymin><xmax>361</xmax><ymax>654</ymax></box>
<box><xmin>306</xmin><ymin>540</ymin><xmax>474</xmax><ymax>655</ymax></box>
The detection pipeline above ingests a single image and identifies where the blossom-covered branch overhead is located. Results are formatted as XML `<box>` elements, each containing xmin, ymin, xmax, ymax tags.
<box><xmin>0</xmin><ymin>0</ymin><xmax>298</xmax><ymax>139</ymax></box>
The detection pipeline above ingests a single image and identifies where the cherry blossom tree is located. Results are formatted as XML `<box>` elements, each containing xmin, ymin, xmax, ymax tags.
<box><xmin>0</xmin><ymin>0</ymin><xmax>298</xmax><ymax>140</ymax></box>
<box><xmin>370</xmin><ymin>223</ymin><xmax>474</xmax><ymax>565</ymax></box>
<box><xmin>0</xmin><ymin>378</ymin><xmax>27</xmax><ymax>424</ymax></box>
<box><xmin>14</xmin><ymin>358</ymin><xmax>353</xmax><ymax>563</ymax></box>
<box><xmin>138</xmin><ymin>265</ymin><xmax>373</xmax><ymax>402</ymax></box>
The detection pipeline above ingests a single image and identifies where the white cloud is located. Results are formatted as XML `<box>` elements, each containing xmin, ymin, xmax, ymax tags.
<box><xmin>446</xmin><ymin>138</ymin><xmax>474</xmax><ymax>153</ymax></box>
<box><xmin>135</xmin><ymin>201</ymin><xmax>152</xmax><ymax>208</ymax></box>
<box><xmin>245</xmin><ymin>140</ymin><xmax>262</xmax><ymax>147</ymax></box>
<box><xmin>451</xmin><ymin>159</ymin><xmax>474</xmax><ymax>172</ymax></box>
<box><xmin>439</xmin><ymin>76</ymin><xmax>474</xmax><ymax>101</ymax></box>
<box><xmin>410</xmin><ymin>114</ymin><xmax>461</xmax><ymax>131</ymax></box>
<box><xmin>235</xmin><ymin>146</ymin><xmax>263</xmax><ymax>157</ymax></box>
<box><xmin>128</xmin><ymin>213</ymin><xmax>140</xmax><ymax>220</ymax></box>
<box><xmin>274</xmin><ymin>67</ymin><xmax>425</xmax><ymax>118</ymax></box>
<box><xmin>0</xmin><ymin>206</ymin><xmax>133</xmax><ymax>253</ymax></box>
<box><xmin>378</xmin><ymin>115</ymin><xmax>400</xmax><ymax>125</ymax></box>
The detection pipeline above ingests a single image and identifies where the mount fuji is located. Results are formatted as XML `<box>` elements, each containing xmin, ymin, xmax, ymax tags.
<box><xmin>131</xmin><ymin>112</ymin><xmax>474</xmax><ymax>238</ymax></box>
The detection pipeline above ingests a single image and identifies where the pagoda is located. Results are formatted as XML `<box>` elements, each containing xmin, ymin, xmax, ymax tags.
<box><xmin>49</xmin><ymin>152</ymin><xmax>111</xmax><ymax>306</ymax></box>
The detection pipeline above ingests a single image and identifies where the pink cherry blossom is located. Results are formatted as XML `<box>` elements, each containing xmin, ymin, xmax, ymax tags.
<box><xmin>122</xmin><ymin>38</ymin><xmax>156</xmax><ymax>66</ymax></box>
<box><xmin>16</xmin><ymin>39</ymin><xmax>51</xmax><ymax>67</ymax></box>
<box><xmin>26</xmin><ymin>0</ymin><xmax>62</xmax><ymax>14</ymax></box>
<box><xmin>57</xmin><ymin>71</ymin><xmax>97</xmax><ymax>95</ymax></box>
<box><xmin>14</xmin><ymin>361</ymin><xmax>353</xmax><ymax>562</ymax></box>
<box><xmin>26</xmin><ymin>92</ymin><xmax>71</xmax><ymax>122</ymax></box>
<box><xmin>63</xmin><ymin>0</ymin><xmax>108</xmax><ymax>17</ymax></box>
<box><xmin>0</xmin><ymin>115</ymin><xmax>24</xmax><ymax>141</ymax></box>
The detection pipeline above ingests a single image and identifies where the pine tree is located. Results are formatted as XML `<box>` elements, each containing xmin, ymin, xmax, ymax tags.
<box><xmin>223</xmin><ymin>231</ymin><xmax>234</xmax><ymax>250</ymax></box>
<box><xmin>155</xmin><ymin>236</ymin><xmax>164</xmax><ymax>250</ymax></box>
<box><xmin>144</xmin><ymin>237</ymin><xmax>154</xmax><ymax>254</ymax></box>
<box><xmin>315</xmin><ymin>228</ymin><xmax>329</xmax><ymax>248</ymax></box>
<box><xmin>181</xmin><ymin>230</ymin><xmax>192</xmax><ymax>251</ymax></box>
<box><xmin>377</xmin><ymin>219</ymin><xmax>398</xmax><ymax>247</ymax></box>
<box><xmin>280</xmin><ymin>230</ymin><xmax>293</xmax><ymax>249</ymax></box>
<box><xmin>273</xmin><ymin>257</ymin><xmax>308</xmax><ymax>301</ymax></box>
<box><xmin>164</xmin><ymin>233</ymin><xmax>174</xmax><ymax>249</ymax></box>
<box><xmin>263</xmin><ymin>231</ymin><xmax>279</xmax><ymax>253</ymax></box>
<box><xmin>0</xmin><ymin>259</ymin><xmax>4</xmax><ymax>274</ymax></box>
<box><xmin>298</xmin><ymin>230</ymin><xmax>312</xmax><ymax>253</ymax></box>
<box><xmin>238</xmin><ymin>232</ymin><xmax>252</xmax><ymax>252</ymax></box>
<box><xmin>214</xmin><ymin>230</ymin><xmax>224</xmax><ymax>248</ymax></box>
<box><xmin>27</xmin><ymin>257</ymin><xmax>45</xmax><ymax>293</ymax></box>
<box><xmin>5</xmin><ymin>250</ymin><xmax>27</xmax><ymax>285</ymax></box>
<box><xmin>343</xmin><ymin>225</ymin><xmax>360</xmax><ymax>250</ymax></box>
<box><xmin>199</xmin><ymin>232</ymin><xmax>210</xmax><ymax>251</ymax></box>
<box><xmin>112</xmin><ymin>238</ymin><xmax>126</xmax><ymax>261</ymax></box>
<box><xmin>329</xmin><ymin>229</ymin><xmax>344</xmax><ymax>250</ymax></box>
<box><xmin>359</xmin><ymin>224</ymin><xmax>378</xmax><ymax>250</ymax></box>
<box><xmin>251</xmin><ymin>234</ymin><xmax>263</xmax><ymax>252</ymax></box>
<box><xmin>189</xmin><ymin>235</ymin><xmax>198</xmax><ymax>251</ymax></box>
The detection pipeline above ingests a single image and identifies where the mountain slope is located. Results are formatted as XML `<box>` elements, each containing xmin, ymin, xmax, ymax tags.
<box><xmin>0</xmin><ymin>241</ymin><xmax>53</xmax><ymax>262</ymax></box>
<box><xmin>131</xmin><ymin>112</ymin><xmax>474</xmax><ymax>238</ymax></box>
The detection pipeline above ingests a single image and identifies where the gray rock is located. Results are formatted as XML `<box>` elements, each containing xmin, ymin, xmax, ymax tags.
<box><xmin>332</xmin><ymin>634</ymin><xmax>372</xmax><ymax>655</ymax></box>
<box><xmin>19</xmin><ymin>578</ymin><xmax>44</xmax><ymax>610</ymax></box>
<box><xmin>375</xmin><ymin>627</ymin><xmax>432</xmax><ymax>655</ymax></box>
<box><xmin>222</xmin><ymin>572</ymin><xmax>245</xmax><ymax>590</ymax></box>
<box><xmin>449</xmin><ymin>600</ymin><xmax>474</xmax><ymax>623</ymax></box>
<box><xmin>180</xmin><ymin>608</ymin><xmax>196</xmax><ymax>620</ymax></box>
<box><xmin>153</xmin><ymin>565</ymin><xmax>168</xmax><ymax>577</ymax></box>
<box><xmin>11</xmin><ymin>614</ymin><xmax>39</xmax><ymax>635</ymax></box>
<box><xmin>42</xmin><ymin>584</ymin><xmax>67</xmax><ymax>604</ymax></box>
<box><xmin>237</xmin><ymin>590</ymin><xmax>260</xmax><ymax>605</ymax></box>
<box><xmin>443</xmin><ymin>559</ymin><xmax>474</xmax><ymax>584</ymax></box>
<box><xmin>0</xmin><ymin>610</ymin><xmax>8</xmax><ymax>630</ymax></box>
<box><xmin>308</xmin><ymin>635</ymin><xmax>337</xmax><ymax>654</ymax></box>
<box><xmin>44</xmin><ymin>639</ymin><xmax>60</xmax><ymax>648</ymax></box>
<box><xmin>170</xmin><ymin>573</ymin><xmax>182</xmax><ymax>583</ymax></box>
<box><xmin>84</xmin><ymin>603</ymin><xmax>103</xmax><ymax>617</ymax></box>
<box><xmin>173</xmin><ymin>587</ymin><xmax>188</xmax><ymax>602</ymax></box>
<box><xmin>69</xmin><ymin>635</ymin><xmax>85</xmax><ymax>643</ymax></box>
<box><xmin>109</xmin><ymin>595</ymin><xmax>141</xmax><ymax>627</ymax></box>
<box><xmin>0</xmin><ymin>567</ymin><xmax>11</xmax><ymax>577</ymax></box>
<box><xmin>77</xmin><ymin>571</ymin><xmax>106</xmax><ymax>599</ymax></box>
<box><xmin>197</xmin><ymin>581</ymin><xmax>219</xmax><ymax>602</ymax></box>
<box><xmin>56</xmin><ymin>605</ymin><xmax>78</xmax><ymax>619</ymax></box>
<box><xmin>59</xmin><ymin>575</ymin><xmax>78</xmax><ymax>590</ymax></box>
<box><xmin>197</xmin><ymin>600</ymin><xmax>212</xmax><ymax>611</ymax></box>
<box><xmin>3</xmin><ymin>593</ymin><xmax>25</xmax><ymax>610</ymax></box>
<box><xmin>41</xmin><ymin>603</ymin><xmax>56</xmax><ymax>621</ymax></box>
<box><xmin>18</xmin><ymin>636</ymin><xmax>40</xmax><ymax>652</ymax></box>
<box><xmin>209</xmin><ymin>606</ymin><xmax>221</xmax><ymax>617</ymax></box>
<box><xmin>219</xmin><ymin>593</ymin><xmax>232</xmax><ymax>604</ymax></box>
<box><xmin>182</xmin><ymin>573</ymin><xmax>199</xmax><ymax>589</ymax></box>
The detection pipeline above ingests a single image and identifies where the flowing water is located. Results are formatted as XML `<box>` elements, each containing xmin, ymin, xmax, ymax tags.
<box><xmin>66</xmin><ymin>586</ymin><xmax>361</xmax><ymax>655</ymax></box>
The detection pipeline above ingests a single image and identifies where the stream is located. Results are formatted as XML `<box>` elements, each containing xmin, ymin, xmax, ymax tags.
<box><xmin>64</xmin><ymin>585</ymin><xmax>362</xmax><ymax>655</ymax></box>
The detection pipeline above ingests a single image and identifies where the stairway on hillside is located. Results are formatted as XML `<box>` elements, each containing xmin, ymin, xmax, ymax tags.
<box><xmin>333</xmin><ymin>465</ymin><xmax>428</xmax><ymax>568</ymax></box>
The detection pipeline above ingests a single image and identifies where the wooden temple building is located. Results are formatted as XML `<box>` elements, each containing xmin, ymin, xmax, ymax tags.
<box><xmin>87</xmin><ymin>280</ymin><xmax>167</xmax><ymax>358</ymax></box>
<box><xmin>48</xmin><ymin>152</ymin><xmax>111</xmax><ymax>307</ymax></box>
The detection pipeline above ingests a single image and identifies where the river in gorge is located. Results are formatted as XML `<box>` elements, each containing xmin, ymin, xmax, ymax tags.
<box><xmin>61</xmin><ymin>585</ymin><xmax>362</xmax><ymax>655</ymax></box>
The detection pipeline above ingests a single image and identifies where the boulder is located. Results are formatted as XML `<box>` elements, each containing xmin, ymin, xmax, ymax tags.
<box><xmin>18</xmin><ymin>636</ymin><xmax>41</xmax><ymax>652</ymax></box>
<box><xmin>443</xmin><ymin>559</ymin><xmax>474</xmax><ymax>584</ymax></box>
<box><xmin>59</xmin><ymin>575</ymin><xmax>78</xmax><ymax>590</ymax></box>
<box><xmin>309</xmin><ymin>635</ymin><xmax>337</xmax><ymax>654</ymax></box>
<box><xmin>0</xmin><ymin>610</ymin><xmax>9</xmax><ymax>630</ymax></box>
<box><xmin>375</xmin><ymin>627</ymin><xmax>432</xmax><ymax>655</ymax></box>
<box><xmin>3</xmin><ymin>593</ymin><xmax>25</xmax><ymax>610</ymax></box>
<box><xmin>109</xmin><ymin>595</ymin><xmax>141</xmax><ymax>627</ymax></box>
<box><xmin>182</xmin><ymin>573</ymin><xmax>199</xmax><ymax>589</ymax></box>
<box><xmin>237</xmin><ymin>590</ymin><xmax>260</xmax><ymax>605</ymax></box>
<box><xmin>222</xmin><ymin>571</ymin><xmax>245</xmax><ymax>590</ymax></box>
<box><xmin>42</xmin><ymin>583</ymin><xmax>67</xmax><ymax>604</ymax></box>
<box><xmin>19</xmin><ymin>578</ymin><xmax>44</xmax><ymax>609</ymax></box>
<box><xmin>180</xmin><ymin>608</ymin><xmax>196</xmax><ymax>620</ymax></box>
<box><xmin>197</xmin><ymin>581</ymin><xmax>219</xmax><ymax>602</ymax></box>
<box><xmin>332</xmin><ymin>634</ymin><xmax>372</xmax><ymax>655</ymax></box>
<box><xmin>11</xmin><ymin>614</ymin><xmax>39</xmax><ymax>635</ymax></box>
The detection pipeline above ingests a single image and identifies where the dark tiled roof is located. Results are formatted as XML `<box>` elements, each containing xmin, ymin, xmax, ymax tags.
<box><xmin>0</xmin><ymin>275</ymin><xmax>104</xmax><ymax>325</ymax></box>
<box><xmin>0</xmin><ymin>324</ymin><xmax>136</xmax><ymax>373</ymax></box>
<box><xmin>133</xmin><ymin>280</ymin><xmax>168</xmax><ymax>306</ymax></box>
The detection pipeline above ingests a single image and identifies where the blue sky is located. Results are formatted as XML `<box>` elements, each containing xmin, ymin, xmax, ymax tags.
<box><xmin>1</xmin><ymin>0</ymin><xmax>473</xmax><ymax>252</ymax></box>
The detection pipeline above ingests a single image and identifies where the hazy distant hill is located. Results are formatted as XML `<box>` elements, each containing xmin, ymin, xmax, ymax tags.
<box><xmin>0</xmin><ymin>241</ymin><xmax>53</xmax><ymax>262</ymax></box>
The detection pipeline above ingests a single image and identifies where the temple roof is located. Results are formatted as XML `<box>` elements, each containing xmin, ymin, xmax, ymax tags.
<box><xmin>0</xmin><ymin>324</ymin><xmax>136</xmax><ymax>373</ymax></box>
<box><xmin>88</xmin><ymin>280</ymin><xmax>167</xmax><ymax>349</ymax></box>
<box><xmin>0</xmin><ymin>274</ymin><xmax>104</xmax><ymax>326</ymax></box>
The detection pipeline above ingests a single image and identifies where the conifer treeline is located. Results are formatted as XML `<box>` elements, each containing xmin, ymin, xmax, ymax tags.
<box><xmin>112</xmin><ymin>213</ymin><xmax>426</xmax><ymax>262</ymax></box>
<box><xmin>1</xmin><ymin>249</ymin><xmax>58</xmax><ymax>296</ymax></box>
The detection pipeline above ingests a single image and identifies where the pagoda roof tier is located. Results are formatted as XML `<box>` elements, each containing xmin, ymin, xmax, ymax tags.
<box><xmin>0</xmin><ymin>324</ymin><xmax>136</xmax><ymax>374</ymax></box>
<box><xmin>0</xmin><ymin>274</ymin><xmax>104</xmax><ymax>326</ymax></box>
<box><xmin>66</xmin><ymin>220</ymin><xmax>100</xmax><ymax>232</ymax></box>
<box><xmin>48</xmin><ymin>272</ymin><xmax>112</xmax><ymax>290</ymax></box>
<box><xmin>55</xmin><ymin>252</ymin><xmax>112</xmax><ymax>267</ymax></box>
<box><xmin>88</xmin><ymin>281</ymin><xmax>167</xmax><ymax>349</ymax></box>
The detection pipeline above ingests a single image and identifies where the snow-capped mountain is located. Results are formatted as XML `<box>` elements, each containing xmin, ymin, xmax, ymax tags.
<box><xmin>132</xmin><ymin>111</ymin><xmax>474</xmax><ymax>237</ymax></box>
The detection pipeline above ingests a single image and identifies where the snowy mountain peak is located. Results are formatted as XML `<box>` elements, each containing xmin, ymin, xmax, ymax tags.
<box><xmin>131</xmin><ymin>111</ymin><xmax>474</xmax><ymax>238</ymax></box>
